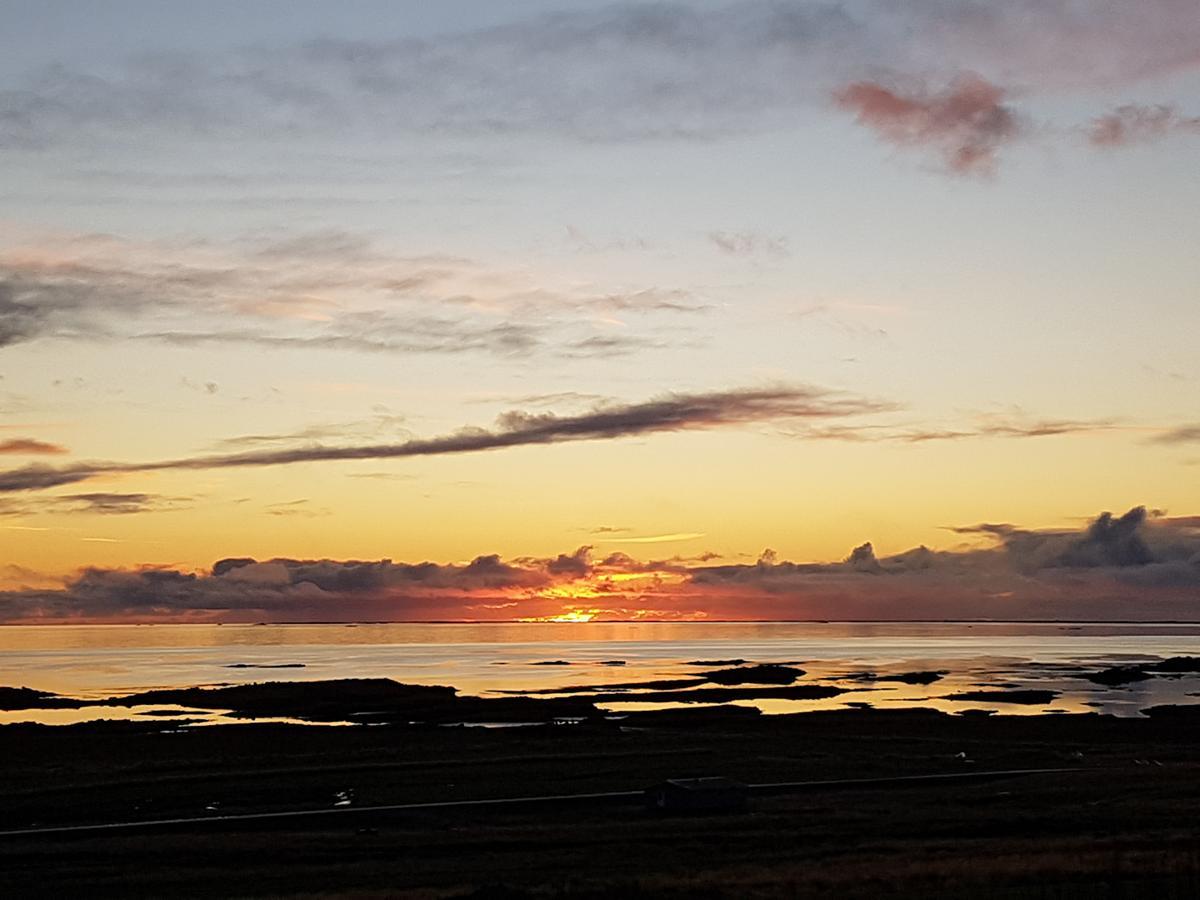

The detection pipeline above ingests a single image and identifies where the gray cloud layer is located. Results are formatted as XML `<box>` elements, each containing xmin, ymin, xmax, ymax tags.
<box><xmin>2</xmin><ymin>2</ymin><xmax>1197</xmax><ymax>151</ymax></box>
<box><xmin>0</xmin><ymin>385</ymin><xmax>892</xmax><ymax>494</ymax></box>
<box><xmin>694</xmin><ymin>507</ymin><xmax>1200</xmax><ymax>591</ymax></box>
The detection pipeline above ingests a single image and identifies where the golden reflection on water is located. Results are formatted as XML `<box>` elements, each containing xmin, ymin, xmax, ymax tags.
<box><xmin>6</xmin><ymin>621</ymin><xmax>1199</xmax><ymax>652</ymax></box>
<box><xmin>2</xmin><ymin>622</ymin><xmax>1199</xmax><ymax>724</ymax></box>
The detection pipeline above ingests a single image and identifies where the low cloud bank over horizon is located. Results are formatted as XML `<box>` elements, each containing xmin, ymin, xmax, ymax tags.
<box><xmin>3</xmin><ymin>507</ymin><xmax>1198</xmax><ymax>624</ymax></box>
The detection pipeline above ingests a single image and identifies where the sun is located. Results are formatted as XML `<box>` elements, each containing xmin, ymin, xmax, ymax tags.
<box><xmin>518</xmin><ymin>608</ymin><xmax>603</xmax><ymax>623</ymax></box>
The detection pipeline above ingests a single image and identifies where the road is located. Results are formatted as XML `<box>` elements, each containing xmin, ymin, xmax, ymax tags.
<box><xmin>0</xmin><ymin>766</ymin><xmax>1083</xmax><ymax>839</ymax></box>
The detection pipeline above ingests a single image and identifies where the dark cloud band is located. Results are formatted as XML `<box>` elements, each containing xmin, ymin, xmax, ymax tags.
<box><xmin>0</xmin><ymin>385</ymin><xmax>893</xmax><ymax>494</ymax></box>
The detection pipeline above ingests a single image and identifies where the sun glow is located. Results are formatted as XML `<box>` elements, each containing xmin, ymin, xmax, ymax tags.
<box><xmin>518</xmin><ymin>608</ymin><xmax>604</xmax><ymax>623</ymax></box>
<box><xmin>512</xmin><ymin>570</ymin><xmax>696</xmax><ymax>622</ymax></box>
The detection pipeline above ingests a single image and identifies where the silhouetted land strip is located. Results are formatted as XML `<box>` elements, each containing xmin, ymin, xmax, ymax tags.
<box><xmin>0</xmin><ymin>686</ymin><xmax>88</xmax><ymax>710</ymax></box>
<box><xmin>5</xmin><ymin>683</ymin><xmax>1200</xmax><ymax>897</ymax></box>
<box><xmin>845</xmin><ymin>670</ymin><xmax>948</xmax><ymax>685</ymax></box>
<box><xmin>1</xmin><ymin>676</ymin><xmax>845</xmax><ymax>719</ymax></box>
<box><xmin>225</xmin><ymin>663</ymin><xmax>306</xmax><ymax>669</ymax></box>
<box><xmin>586</xmin><ymin>684</ymin><xmax>844</xmax><ymax>704</ymax></box>
<box><xmin>939</xmin><ymin>690</ymin><xmax>1060</xmax><ymax>705</ymax></box>
<box><xmin>1141</xmin><ymin>704</ymin><xmax>1200</xmax><ymax>719</ymax></box>
<box><xmin>0</xmin><ymin>679</ymin><xmax>596</xmax><ymax>724</ymax></box>
<box><xmin>504</xmin><ymin>663</ymin><xmax>808</xmax><ymax>697</ymax></box>
<box><xmin>699</xmin><ymin>663</ymin><xmax>806</xmax><ymax>684</ymax></box>
<box><xmin>684</xmin><ymin>657</ymin><xmax>746</xmax><ymax>666</ymax></box>
<box><xmin>1084</xmin><ymin>657</ymin><xmax>1200</xmax><ymax>686</ymax></box>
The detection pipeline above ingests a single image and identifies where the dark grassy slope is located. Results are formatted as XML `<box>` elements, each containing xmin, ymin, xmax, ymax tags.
<box><xmin>3</xmin><ymin>709</ymin><xmax>1200</xmax><ymax>898</ymax></box>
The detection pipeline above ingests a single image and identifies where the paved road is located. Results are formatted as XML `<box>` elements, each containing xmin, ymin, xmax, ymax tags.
<box><xmin>0</xmin><ymin>766</ymin><xmax>1084</xmax><ymax>839</ymax></box>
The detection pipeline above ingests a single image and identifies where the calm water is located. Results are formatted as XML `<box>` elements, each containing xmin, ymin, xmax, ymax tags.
<box><xmin>3</xmin><ymin>621</ymin><xmax>1199</xmax><ymax>725</ymax></box>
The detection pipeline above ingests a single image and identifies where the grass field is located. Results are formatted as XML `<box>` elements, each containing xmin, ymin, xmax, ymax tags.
<box><xmin>3</xmin><ymin>708</ymin><xmax>1200</xmax><ymax>898</ymax></box>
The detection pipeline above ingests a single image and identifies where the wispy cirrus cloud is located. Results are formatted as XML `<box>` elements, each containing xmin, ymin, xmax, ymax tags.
<box><xmin>212</xmin><ymin>411</ymin><xmax>409</xmax><ymax>450</ymax></box>
<box><xmin>598</xmin><ymin>532</ymin><xmax>706</xmax><ymax>545</ymax></box>
<box><xmin>0</xmin><ymin>385</ymin><xmax>893</xmax><ymax>494</ymax></box>
<box><xmin>0</xmin><ymin>227</ymin><xmax>706</xmax><ymax>358</ymax></box>
<box><xmin>785</xmin><ymin>414</ymin><xmax>1120</xmax><ymax>444</ymax></box>
<box><xmin>0</xmin><ymin>491</ymin><xmax>189</xmax><ymax>517</ymax></box>
<box><xmin>1149</xmin><ymin>424</ymin><xmax>1200</xmax><ymax>445</ymax></box>
<box><xmin>264</xmin><ymin>499</ymin><xmax>330</xmax><ymax>519</ymax></box>
<box><xmin>471</xmin><ymin>391</ymin><xmax>612</xmax><ymax>408</ymax></box>
<box><xmin>707</xmin><ymin>231</ymin><xmax>789</xmax><ymax>260</ymax></box>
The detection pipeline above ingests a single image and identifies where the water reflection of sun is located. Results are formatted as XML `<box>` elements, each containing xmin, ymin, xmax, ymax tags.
<box><xmin>520</xmin><ymin>608</ymin><xmax>604</xmax><ymax>623</ymax></box>
<box><xmin>514</xmin><ymin>571</ymin><xmax>695</xmax><ymax>622</ymax></box>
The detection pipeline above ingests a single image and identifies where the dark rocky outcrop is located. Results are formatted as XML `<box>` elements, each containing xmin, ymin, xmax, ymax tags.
<box><xmin>941</xmin><ymin>690</ymin><xmax>1059</xmax><ymax>705</ymax></box>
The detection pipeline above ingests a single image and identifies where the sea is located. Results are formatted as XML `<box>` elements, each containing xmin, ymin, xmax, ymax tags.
<box><xmin>3</xmin><ymin>621</ymin><xmax>1199</xmax><ymax>726</ymax></box>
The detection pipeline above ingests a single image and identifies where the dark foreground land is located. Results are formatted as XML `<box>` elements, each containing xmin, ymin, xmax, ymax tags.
<box><xmin>4</xmin><ymin>700</ymin><xmax>1200</xmax><ymax>900</ymax></box>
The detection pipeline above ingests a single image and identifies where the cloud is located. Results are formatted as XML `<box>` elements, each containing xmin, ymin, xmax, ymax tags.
<box><xmin>0</xmin><ymin>491</ymin><xmax>188</xmax><ymax>517</ymax></box>
<box><xmin>787</xmin><ymin>415</ymin><xmax>1118</xmax><ymax>443</ymax></box>
<box><xmin>180</xmin><ymin>377</ymin><xmax>220</xmax><ymax>395</ymax></box>
<box><xmin>0</xmin><ymin>464</ymin><xmax>94</xmax><ymax>492</ymax></box>
<box><xmin>5</xmin><ymin>506</ymin><xmax>1200</xmax><ymax>622</ymax></box>
<box><xmin>213</xmin><ymin>412</ymin><xmax>409</xmax><ymax>450</ymax></box>
<box><xmin>474</xmin><ymin>391</ymin><xmax>611</xmax><ymax>408</ymax></box>
<box><xmin>705</xmin><ymin>507</ymin><xmax>1200</xmax><ymax>584</ymax></box>
<box><xmin>2</xmin><ymin>2</ymin><xmax>1197</xmax><ymax>153</ymax></box>
<box><xmin>545</xmin><ymin>547</ymin><xmax>593</xmax><ymax>578</ymax></box>
<box><xmin>1149</xmin><ymin>424</ymin><xmax>1200</xmax><ymax>444</ymax></box>
<box><xmin>1154</xmin><ymin>515</ymin><xmax>1200</xmax><ymax>530</ymax></box>
<box><xmin>61</xmin><ymin>492</ymin><xmax>188</xmax><ymax>516</ymax></box>
<box><xmin>845</xmin><ymin>542</ymin><xmax>883</xmax><ymax>574</ymax></box>
<box><xmin>0</xmin><ymin>552</ymin><xmax>563</xmax><ymax>621</ymax></box>
<box><xmin>949</xmin><ymin>506</ymin><xmax>1200</xmax><ymax>573</ymax></box>
<box><xmin>1089</xmin><ymin>104</ymin><xmax>1200</xmax><ymax>146</ymax></box>
<box><xmin>0</xmin><ymin>438</ymin><xmax>67</xmax><ymax>455</ymax></box>
<box><xmin>684</xmin><ymin>506</ymin><xmax>1200</xmax><ymax>618</ymax></box>
<box><xmin>600</xmin><ymin>532</ymin><xmax>706</xmax><ymax>544</ymax></box>
<box><xmin>708</xmin><ymin>231</ymin><xmax>789</xmax><ymax>259</ymax></box>
<box><xmin>264</xmin><ymin>499</ymin><xmax>330</xmax><ymax>519</ymax></box>
<box><xmin>833</xmin><ymin>74</ymin><xmax>1021</xmax><ymax>175</ymax></box>
<box><xmin>0</xmin><ymin>228</ymin><xmax>704</xmax><ymax>358</ymax></box>
<box><xmin>4</xmin><ymin>7</ymin><xmax>1199</xmax><ymax>196</ymax></box>
<box><xmin>0</xmin><ymin>384</ymin><xmax>893</xmax><ymax>494</ymax></box>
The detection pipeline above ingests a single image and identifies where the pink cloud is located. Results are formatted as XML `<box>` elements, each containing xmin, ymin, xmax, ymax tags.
<box><xmin>0</xmin><ymin>438</ymin><xmax>67</xmax><ymax>455</ymax></box>
<box><xmin>1089</xmin><ymin>104</ymin><xmax>1200</xmax><ymax>146</ymax></box>
<box><xmin>834</xmin><ymin>74</ymin><xmax>1021</xmax><ymax>176</ymax></box>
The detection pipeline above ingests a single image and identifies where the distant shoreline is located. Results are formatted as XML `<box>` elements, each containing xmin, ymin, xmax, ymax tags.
<box><xmin>4</xmin><ymin>618</ymin><xmax>1200</xmax><ymax>627</ymax></box>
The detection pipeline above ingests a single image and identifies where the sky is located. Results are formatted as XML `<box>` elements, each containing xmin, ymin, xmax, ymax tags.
<box><xmin>1</xmin><ymin>1</ymin><xmax>1199</xmax><ymax>623</ymax></box>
